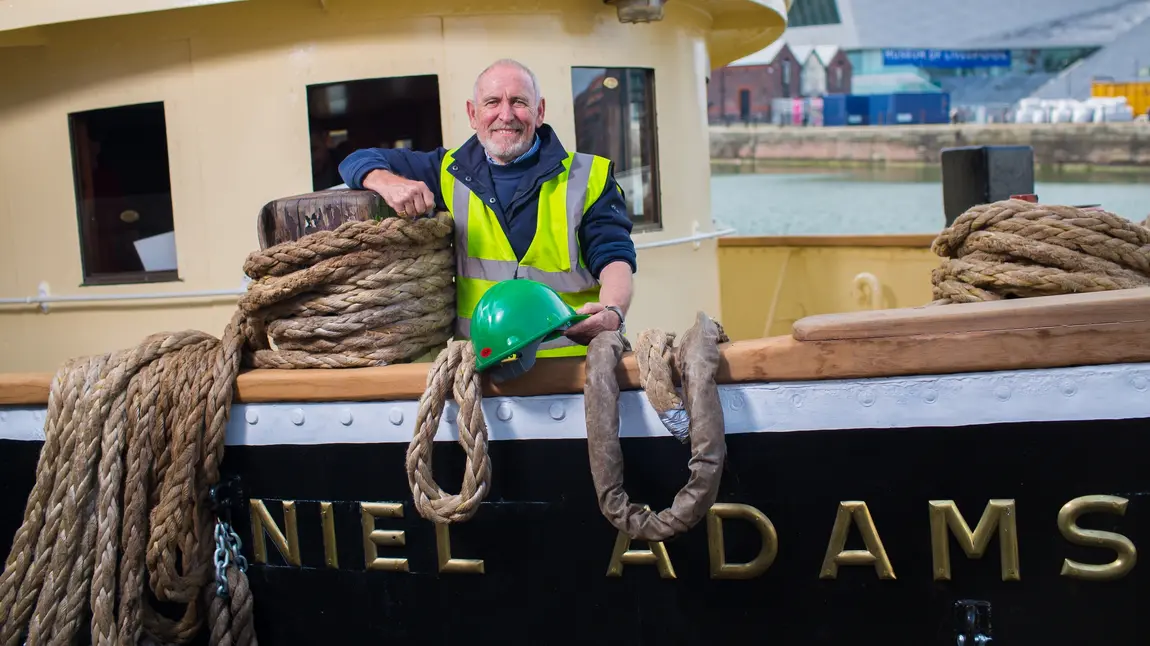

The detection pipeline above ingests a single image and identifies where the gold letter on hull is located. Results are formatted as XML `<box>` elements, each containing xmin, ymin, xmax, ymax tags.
<box><xmin>361</xmin><ymin>502</ymin><xmax>409</xmax><ymax>572</ymax></box>
<box><xmin>249</xmin><ymin>499</ymin><xmax>301</xmax><ymax>567</ymax></box>
<box><xmin>707</xmin><ymin>503</ymin><xmax>778</xmax><ymax>579</ymax></box>
<box><xmin>929</xmin><ymin>500</ymin><xmax>1020</xmax><ymax>581</ymax></box>
<box><xmin>1058</xmin><ymin>495</ymin><xmax>1137</xmax><ymax>581</ymax></box>
<box><xmin>436</xmin><ymin>524</ymin><xmax>485</xmax><ymax>574</ymax></box>
<box><xmin>819</xmin><ymin>501</ymin><xmax>895</xmax><ymax>580</ymax></box>
<box><xmin>606</xmin><ymin>531</ymin><xmax>677</xmax><ymax>579</ymax></box>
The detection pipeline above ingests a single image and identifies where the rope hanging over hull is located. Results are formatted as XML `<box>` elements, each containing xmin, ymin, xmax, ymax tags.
<box><xmin>0</xmin><ymin>212</ymin><xmax>456</xmax><ymax>646</ymax></box>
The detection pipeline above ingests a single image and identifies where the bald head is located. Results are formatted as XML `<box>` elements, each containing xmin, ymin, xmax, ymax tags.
<box><xmin>467</xmin><ymin>59</ymin><xmax>547</xmax><ymax>164</ymax></box>
<box><xmin>473</xmin><ymin>59</ymin><xmax>542</xmax><ymax>106</ymax></box>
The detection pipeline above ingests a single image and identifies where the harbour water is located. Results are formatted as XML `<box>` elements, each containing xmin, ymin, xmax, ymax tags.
<box><xmin>710</xmin><ymin>164</ymin><xmax>1150</xmax><ymax>236</ymax></box>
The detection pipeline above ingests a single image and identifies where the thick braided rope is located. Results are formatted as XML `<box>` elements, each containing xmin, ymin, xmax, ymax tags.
<box><xmin>405</xmin><ymin>341</ymin><xmax>493</xmax><ymax>524</ymax></box>
<box><xmin>1</xmin><ymin>213</ymin><xmax>454</xmax><ymax>645</ymax></box>
<box><xmin>241</xmin><ymin>213</ymin><xmax>455</xmax><ymax>368</ymax></box>
<box><xmin>930</xmin><ymin>200</ymin><xmax>1150</xmax><ymax>304</ymax></box>
<box><xmin>635</xmin><ymin>330</ymin><xmax>682</xmax><ymax>414</ymax></box>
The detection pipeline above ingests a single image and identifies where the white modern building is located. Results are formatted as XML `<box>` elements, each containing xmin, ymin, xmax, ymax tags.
<box><xmin>736</xmin><ymin>0</ymin><xmax>1150</xmax><ymax>114</ymax></box>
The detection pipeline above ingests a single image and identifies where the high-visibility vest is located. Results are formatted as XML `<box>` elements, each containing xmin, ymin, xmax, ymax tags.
<box><xmin>440</xmin><ymin>149</ymin><xmax>612</xmax><ymax>358</ymax></box>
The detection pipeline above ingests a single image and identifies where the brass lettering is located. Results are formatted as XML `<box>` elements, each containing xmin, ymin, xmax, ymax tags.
<box><xmin>606</xmin><ymin>530</ymin><xmax>676</xmax><ymax>579</ymax></box>
<box><xmin>929</xmin><ymin>500</ymin><xmax>1019</xmax><ymax>581</ymax></box>
<box><xmin>249</xmin><ymin>499</ymin><xmax>301</xmax><ymax>566</ymax></box>
<box><xmin>1058</xmin><ymin>495</ymin><xmax>1137</xmax><ymax>581</ymax></box>
<box><xmin>435</xmin><ymin>523</ymin><xmax>485</xmax><ymax>574</ymax></box>
<box><xmin>819</xmin><ymin>501</ymin><xmax>895</xmax><ymax>580</ymax></box>
<box><xmin>320</xmin><ymin>502</ymin><xmax>338</xmax><ymax>569</ymax></box>
<box><xmin>706</xmin><ymin>503</ymin><xmax>778</xmax><ymax>579</ymax></box>
<box><xmin>360</xmin><ymin>502</ymin><xmax>408</xmax><ymax>572</ymax></box>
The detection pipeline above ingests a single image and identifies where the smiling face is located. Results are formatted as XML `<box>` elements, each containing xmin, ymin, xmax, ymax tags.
<box><xmin>467</xmin><ymin>62</ymin><xmax>545</xmax><ymax>164</ymax></box>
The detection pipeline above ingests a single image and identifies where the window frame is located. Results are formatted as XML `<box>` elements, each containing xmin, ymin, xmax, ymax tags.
<box><xmin>571</xmin><ymin>66</ymin><xmax>663</xmax><ymax>233</ymax></box>
<box><xmin>67</xmin><ymin>101</ymin><xmax>181</xmax><ymax>287</ymax></box>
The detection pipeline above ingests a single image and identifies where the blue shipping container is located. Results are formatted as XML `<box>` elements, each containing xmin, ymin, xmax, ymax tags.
<box><xmin>865</xmin><ymin>92</ymin><xmax>951</xmax><ymax>125</ymax></box>
<box><xmin>822</xmin><ymin>94</ymin><xmax>848</xmax><ymax>126</ymax></box>
<box><xmin>868</xmin><ymin>94</ymin><xmax>893</xmax><ymax>125</ymax></box>
<box><xmin>845</xmin><ymin>95</ymin><xmax>870</xmax><ymax>125</ymax></box>
<box><xmin>890</xmin><ymin>92</ymin><xmax>950</xmax><ymax>124</ymax></box>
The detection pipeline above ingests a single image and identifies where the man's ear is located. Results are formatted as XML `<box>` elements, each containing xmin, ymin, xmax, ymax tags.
<box><xmin>466</xmin><ymin>99</ymin><xmax>478</xmax><ymax>130</ymax></box>
<box><xmin>536</xmin><ymin>97</ymin><xmax>546</xmax><ymax>126</ymax></box>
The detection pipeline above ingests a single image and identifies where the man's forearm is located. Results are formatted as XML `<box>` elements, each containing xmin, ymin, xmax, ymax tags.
<box><xmin>598</xmin><ymin>261</ymin><xmax>633</xmax><ymax>315</ymax></box>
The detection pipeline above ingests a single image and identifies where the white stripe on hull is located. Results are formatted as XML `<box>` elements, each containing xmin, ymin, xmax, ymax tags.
<box><xmin>2</xmin><ymin>362</ymin><xmax>1149</xmax><ymax>446</ymax></box>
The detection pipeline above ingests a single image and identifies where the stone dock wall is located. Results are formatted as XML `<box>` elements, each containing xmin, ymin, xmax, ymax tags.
<box><xmin>709</xmin><ymin>123</ymin><xmax>1150</xmax><ymax>167</ymax></box>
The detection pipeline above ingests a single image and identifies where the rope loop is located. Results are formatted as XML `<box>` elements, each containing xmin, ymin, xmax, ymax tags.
<box><xmin>584</xmin><ymin>311</ymin><xmax>730</xmax><ymax>542</ymax></box>
<box><xmin>405</xmin><ymin>341</ymin><xmax>493</xmax><ymax>524</ymax></box>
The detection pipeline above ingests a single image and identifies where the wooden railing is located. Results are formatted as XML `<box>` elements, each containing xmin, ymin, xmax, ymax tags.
<box><xmin>3</xmin><ymin>289</ymin><xmax>1150</xmax><ymax>406</ymax></box>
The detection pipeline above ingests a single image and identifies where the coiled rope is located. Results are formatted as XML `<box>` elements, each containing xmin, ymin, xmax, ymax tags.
<box><xmin>0</xmin><ymin>212</ymin><xmax>455</xmax><ymax>646</ymax></box>
<box><xmin>930</xmin><ymin>199</ymin><xmax>1150</xmax><ymax>304</ymax></box>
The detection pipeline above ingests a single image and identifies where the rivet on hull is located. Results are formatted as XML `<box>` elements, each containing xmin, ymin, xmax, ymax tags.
<box><xmin>496</xmin><ymin>402</ymin><xmax>513</xmax><ymax>421</ymax></box>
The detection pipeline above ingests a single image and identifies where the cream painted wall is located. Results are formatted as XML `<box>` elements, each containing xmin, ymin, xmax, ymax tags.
<box><xmin>0</xmin><ymin>0</ymin><xmax>728</xmax><ymax>373</ymax></box>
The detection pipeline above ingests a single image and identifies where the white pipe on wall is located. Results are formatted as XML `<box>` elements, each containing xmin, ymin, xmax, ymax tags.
<box><xmin>0</xmin><ymin>226</ymin><xmax>738</xmax><ymax>308</ymax></box>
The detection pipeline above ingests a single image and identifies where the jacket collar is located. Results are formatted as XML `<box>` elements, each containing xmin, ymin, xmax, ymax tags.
<box><xmin>452</xmin><ymin>123</ymin><xmax>569</xmax><ymax>176</ymax></box>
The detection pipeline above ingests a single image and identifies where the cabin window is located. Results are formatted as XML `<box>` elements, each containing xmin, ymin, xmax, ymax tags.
<box><xmin>306</xmin><ymin>75</ymin><xmax>443</xmax><ymax>191</ymax></box>
<box><xmin>571</xmin><ymin>67</ymin><xmax>662</xmax><ymax>230</ymax></box>
<box><xmin>68</xmin><ymin>102</ymin><xmax>179</xmax><ymax>285</ymax></box>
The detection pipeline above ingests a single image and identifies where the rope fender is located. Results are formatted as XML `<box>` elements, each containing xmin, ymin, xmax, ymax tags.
<box><xmin>584</xmin><ymin>311</ymin><xmax>730</xmax><ymax>542</ymax></box>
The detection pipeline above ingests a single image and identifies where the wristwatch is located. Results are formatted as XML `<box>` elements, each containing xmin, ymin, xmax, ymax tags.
<box><xmin>604</xmin><ymin>305</ymin><xmax>626</xmax><ymax>334</ymax></box>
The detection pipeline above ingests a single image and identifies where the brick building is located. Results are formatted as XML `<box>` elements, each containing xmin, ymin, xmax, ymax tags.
<box><xmin>708</xmin><ymin>42</ymin><xmax>851</xmax><ymax>124</ymax></box>
<box><xmin>708</xmin><ymin>42</ymin><xmax>801</xmax><ymax>123</ymax></box>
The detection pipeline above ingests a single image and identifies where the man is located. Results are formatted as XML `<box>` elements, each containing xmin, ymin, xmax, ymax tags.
<box><xmin>338</xmin><ymin>59</ymin><xmax>636</xmax><ymax>356</ymax></box>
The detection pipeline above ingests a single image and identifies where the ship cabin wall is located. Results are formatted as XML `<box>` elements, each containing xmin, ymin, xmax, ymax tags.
<box><xmin>0</xmin><ymin>0</ymin><xmax>725</xmax><ymax>372</ymax></box>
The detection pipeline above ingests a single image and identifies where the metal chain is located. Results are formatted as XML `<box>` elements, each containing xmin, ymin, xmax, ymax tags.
<box><xmin>213</xmin><ymin>518</ymin><xmax>248</xmax><ymax>598</ymax></box>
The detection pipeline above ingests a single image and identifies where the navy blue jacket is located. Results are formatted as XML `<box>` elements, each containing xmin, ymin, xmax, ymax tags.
<box><xmin>337</xmin><ymin>124</ymin><xmax>637</xmax><ymax>278</ymax></box>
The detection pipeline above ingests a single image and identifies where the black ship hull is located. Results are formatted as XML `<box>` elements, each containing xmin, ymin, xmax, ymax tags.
<box><xmin>2</xmin><ymin>362</ymin><xmax>1148</xmax><ymax>644</ymax></box>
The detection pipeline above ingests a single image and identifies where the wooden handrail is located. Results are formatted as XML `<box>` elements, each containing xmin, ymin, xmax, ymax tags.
<box><xmin>3</xmin><ymin>290</ymin><xmax>1150</xmax><ymax>406</ymax></box>
<box><xmin>794</xmin><ymin>288</ymin><xmax>1150</xmax><ymax>340</ymax></box>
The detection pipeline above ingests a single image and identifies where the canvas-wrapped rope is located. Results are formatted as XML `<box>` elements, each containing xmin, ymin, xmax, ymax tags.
<box><xmin>583</xmin><ymin>311</ymin><xmax>729</xmax><ymax>542</ymax></box>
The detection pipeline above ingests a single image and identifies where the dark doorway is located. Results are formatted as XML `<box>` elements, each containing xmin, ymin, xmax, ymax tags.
<box><xmin>306</xmin><ymin>75</ymin><xmax>443</xmax><ymax>191</ymax></box>
<box><xmin>739</xmin><ymin>89</ymin><xmax>751</xmax><ymax>122</ymax></box>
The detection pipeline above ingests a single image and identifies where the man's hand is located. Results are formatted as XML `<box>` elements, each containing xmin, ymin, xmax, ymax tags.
<box><xmin>564</xmin><ymin>302</ymin><xmax>622</xmax><ymax>346</ymax></box>
<box><xmin>363</xmin><ymin>168</ymin><xmax>436</xmax><ymax>217</ymax></box>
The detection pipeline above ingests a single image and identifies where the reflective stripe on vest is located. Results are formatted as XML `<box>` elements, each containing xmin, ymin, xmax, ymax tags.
<box><xmin>441</xmin><ymin>149</ymin><xmax>611</xmax><ymax>357</ymax></box>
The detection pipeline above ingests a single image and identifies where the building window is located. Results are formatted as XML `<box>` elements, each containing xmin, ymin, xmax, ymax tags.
<box><xmin>789</xmin><ymin>0</ymin><xmax>841</xmax><ymax>26</ymax></box>
<box><xmin>68</xmin><ymin>102</ymin><xmax>179</xmax><ymax>285</ymax></box>
<box><xmin>571</xmin><ymin>67</ymin><xmax>661</xmax><ymax>229</ymax></box>
<box><xmin>306</xmin><ymin>75</ymin><xmax>443</xmax><ymax>192</ymax></box>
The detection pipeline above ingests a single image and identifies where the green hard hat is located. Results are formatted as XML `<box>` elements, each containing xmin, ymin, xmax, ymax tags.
<box><xmin>471</xmin><ymin>279</ymin><xmax>588</xmax><ymax>382</ymax></box>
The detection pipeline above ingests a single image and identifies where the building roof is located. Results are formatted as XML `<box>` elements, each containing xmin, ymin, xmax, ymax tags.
<box><xmin>727</xmin><ymin>39</ymin><xmax>788</xmax><ymax>66</ymax></box>
<box><xmin>781</xmin><ymin>0</ymin><xmax>1150</xmax><ymax>49</ymax></box>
